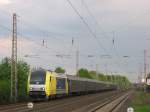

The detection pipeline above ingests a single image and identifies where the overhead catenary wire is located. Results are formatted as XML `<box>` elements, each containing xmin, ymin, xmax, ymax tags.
<box><xmin>0</xmin><ymin>24</ymin><xmax>59</xmax><ymax>53</ymax></box>
<box><xmin>0</xmin><ymin>15</ymin><xmax>143</xmax><ymax>61</ymax></box>
<box><xmin>81</xmin><ymin>0</ymin><xmax>120</xmax><ymax>61</ymax></box>
<box><xmin>0</xmin><ymin>24</ymin><xmax>67</xmax><ymax>60</ymax></box>
<box><xmin>18</xmin><ymin>18</ymin><xmax>70</xmax><ymax>43</ymax></box>
<box><xmin>0</xmin><ymin>23</ymin><xmax>108</xmax><ymax>59</ymax></box>
<box><xmin>0</xmin><ymin>7</ymin><xmax>69</xmax><ymax>43</ymax></box>
<box><xmin>17</xmin><ymin>16</ymin><xmax>77</xmax><ymax>57</ymax></box>
<box><xmin>0</xmin><ymin>5</ymin><xmax>108</xmax><ymax>58</ymax></box>
<box><xmin>66</xmin><ymin>0</ymin><xmax>107</xmax><ymax>53</ymax></box>
<box><xmin>81</xmin><ymin>0</ymin><xmax>110</xmax><ymax>39</ymax></box>
<box><xmin>0</xmin><ymin>15</ymin><xmax>67</xmax><ymax>56</ymax></box>
<box><xmin>0</xmin><ymin>9</ymin><xmax>73</xmax><ymax>53</ymax></box>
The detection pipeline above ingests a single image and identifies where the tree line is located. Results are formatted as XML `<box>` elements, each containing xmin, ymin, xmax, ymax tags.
<box><xmin>77</xmin><ymin>68</ymin><xmax>131</xmax><ymax>89</ymax></box>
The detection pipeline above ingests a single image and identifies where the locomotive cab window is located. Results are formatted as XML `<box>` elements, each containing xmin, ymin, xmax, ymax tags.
<box><xmin>30</xmin><ymin>70</ymin><xmax>46</xmax><ymax>84</ymax></box>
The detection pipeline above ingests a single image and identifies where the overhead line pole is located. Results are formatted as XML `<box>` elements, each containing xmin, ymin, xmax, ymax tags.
<box><xmin>144</xmin><ymin>49</ymin><xmax>147</xmax><ymax>81</ymax></box>
<box><xmin>76</xmin><ymin>50</ymin><xmax>79</xmax><ymax>77</ymax></box>
<box><xmin>96</xmin><ymin>64</ymin><xmax>99</xmax><ymax>80</ymax></box>
<box><xmin>11</xmin><ymin>13</ymin><xmax>17</xmax><ymax>102</ymax></box>
<box><xmin>138</xmin><ymin>63</ymin><xmax>142</xmax><ymax>84</ymax></box>
<box><xmin>143</xmin><ymin>49</ymin><xmax>147</xmax><ymax>92</ymax></box>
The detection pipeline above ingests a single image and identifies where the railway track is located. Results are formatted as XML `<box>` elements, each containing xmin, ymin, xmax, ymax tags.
<box><xmin>89</xmin><ymin>91</ymin><xmax>132</xmax><ymax>112</ymax></box>
<box><xmin>0</xmin><ymin>90</ymin><xmax>132</xmax><ymax>112</ymax></box>
<box><xmin>71</xmin><ymin>90</ymin><xmax>132</xmax><ymax>112</ymax></box>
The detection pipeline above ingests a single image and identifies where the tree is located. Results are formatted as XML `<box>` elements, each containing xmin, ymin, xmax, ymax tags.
<box><xmin>106</xmin><ymin>75</ymin><xmax>112</xmax><ymax>81</ymax></box>
<box><xmin>0</xmin><ymin>57</ymin><xmax>30</xmax><ymax>103</ymax></box>
<box><xmin>147</xmin><ymin>73</ymin><xmax>150</xmax><ymax>78</ymax></box>
<box><xmin>0</xmin><ymin>57</ymin><xmax>11</xmax><ymax>103</ymax></box>
<box><xmin>89</xmin><ymin>71</ymin><xmax>97</xmax><ymax>79</ymax></box>
<box><xmin>78</xmin><ymin>68</ymin><xmax>93</xmax><ymax>79</ymax></box>
<box><xmin>98</xmin><ymin>73</ymin><xmax>107</xmax><ymax>81</ymax></box>
<box><xmin>55</xmin><ymin>67</ymin><xmax>65</xmax><ymax>73</ymax></box>
<box><xmin>0</xmin><ymin>57</ymin><xmax>11</xmax><ymax>80</ymax></box>
<box><xmin>17</xmin><ymin>60</ymin><xmax>30</xmax><ymax>100</ymax></box>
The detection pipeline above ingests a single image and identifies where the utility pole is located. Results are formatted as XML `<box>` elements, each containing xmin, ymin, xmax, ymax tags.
<box><xmin>96</xmin><ymin>64</ymin><xmax>99</xmax><ymax>80</ymax></box>
<box><xmin>105</xmin><ymin>63</ymin><xmax>108</xmax><ymax>75</ymax></box>
<box><xmin>147</xmin><ymin>64</ymin><xmax>149</xmax><ymax>76</ymax></box>
<box><xmin>11</xmin><ymin>13</ymin><xmax>17</xmax><ymax>102</ymax></box>
<box><xmin>138</xmin><ymin>63</ymin><xmax>142</xmax><ymax>83</ymax></box>
<box><xmin>144</xmin><ymin>49</ymin><xmax>147</xmax><ymax>82</ymax></box>
<box><xmin>144</xmin><ymin>49</ymin><xmax>147</xmax><ymax>92</ymax></box>
<box><xmin>76</xmin><ymin>50</ymin><xmax>79</xmax><ymax>77</ymax></box>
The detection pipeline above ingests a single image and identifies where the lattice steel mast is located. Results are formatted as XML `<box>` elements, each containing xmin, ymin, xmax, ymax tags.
<box><xmin>11</xmin><ymin>13</ymin><xmax>17</xmax><ymax>102</ymax></box>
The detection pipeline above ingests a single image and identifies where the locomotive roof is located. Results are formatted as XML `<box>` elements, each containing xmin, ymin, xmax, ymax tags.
<box><xmin>31</xmin><ymin>69</ymin><xmax>45</xmax><ymax>73</ymax></box>
<box><xmin>32</xmin><ymin>69</ymin><xmax>67</xmax><ymax>78</ymax></box>
<box><xmin>54</xmin><ymin>72</ymin><xmax>67</xmax><ymax>78</ymax></box>
<box><xmin>66</xmin><ymin>75</ymin><xmax>116</xmax><ymax>85</ymax></box>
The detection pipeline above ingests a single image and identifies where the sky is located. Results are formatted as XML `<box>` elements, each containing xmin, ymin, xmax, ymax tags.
<box><xmin>0</xmin><ymin>0</ymin><xmax>150</xmax><ymax>82</ymax></box>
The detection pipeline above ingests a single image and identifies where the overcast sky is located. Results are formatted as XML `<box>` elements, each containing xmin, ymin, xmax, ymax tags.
<box><xmin>0</xmin><ymin>0</ymin><xmax>150</xmax><ymax>82</ymax></box>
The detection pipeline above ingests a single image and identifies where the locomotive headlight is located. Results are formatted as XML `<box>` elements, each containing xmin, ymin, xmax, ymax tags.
<box><xmin>30</xmin><ymin>87</ymin><xmax>33</xmax><ymax>91</ymax></box>
<box><xmin>41</xmin><ymin>87</ymin><xmax>45</xmax><ymax>91</ymax></box>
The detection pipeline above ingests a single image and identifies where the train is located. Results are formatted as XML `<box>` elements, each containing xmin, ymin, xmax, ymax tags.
<box><xmin>27</xmin><ymin>69</ymin><xmax>117</xmax><ymax>99</ymax></box>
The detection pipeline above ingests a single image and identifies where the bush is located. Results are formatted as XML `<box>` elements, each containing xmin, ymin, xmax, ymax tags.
<box><xmin>0</xmin><ymin>80</ymin><xmax>10</xmax><ymax>103</ymax></box>
<box><xmin>55</xmin><ymin>67</ymin><xmax>65</xmax><ymax>73</ymax></box>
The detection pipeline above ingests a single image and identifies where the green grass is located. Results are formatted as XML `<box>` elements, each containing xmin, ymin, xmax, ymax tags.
<box><xmin>133</xmin><ymin>105</ymin><xmax>150</xmax><ymax>112</ymax></box>
<box><xmin>130</xmin><ymin>91</ymin><xmax>150</xmax><ymax>112</ymax></box>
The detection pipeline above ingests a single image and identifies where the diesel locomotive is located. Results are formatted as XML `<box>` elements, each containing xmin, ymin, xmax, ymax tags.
<box><xmin>27</xmin><ymin>69</ymin><xmax>117</xmax><ymax>99</ymax></box>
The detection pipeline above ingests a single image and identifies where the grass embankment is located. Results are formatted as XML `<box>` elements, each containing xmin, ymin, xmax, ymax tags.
<box><xmin>130</xmin><ymin>91</ymin><xmax>150</xmax><ymax>112</ymax></box>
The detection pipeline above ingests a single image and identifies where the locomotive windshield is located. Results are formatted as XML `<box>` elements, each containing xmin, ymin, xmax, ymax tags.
<box><xmin>30</xmin><ymin>70</ymin><xmax>46</xmax><ymax>84</ymax></box>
